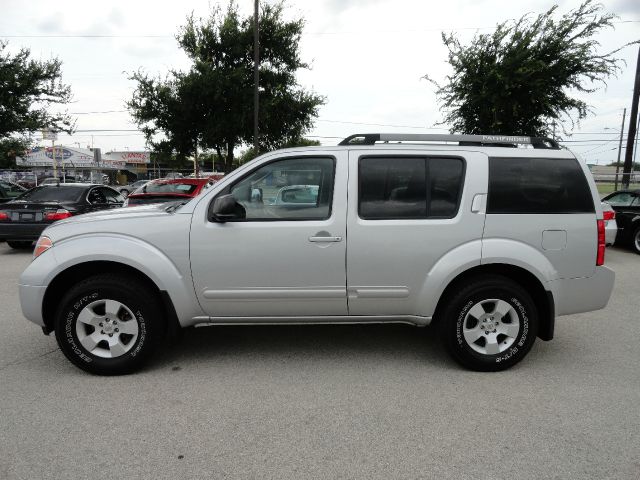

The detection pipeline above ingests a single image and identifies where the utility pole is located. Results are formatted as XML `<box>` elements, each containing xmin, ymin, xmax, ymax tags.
<box><xmin>614</xmin><ymin>108</ymin><xmax>627</xmax><ymax>191</ymax></box>
<box><xmin>622</xmin><ymin>46</ymin><xmax>640</xmax><ymax>189</ymax></box>
<box><xmin>194</xmin><ymin>140</ymin><xmax>199</xmax><ymax>178</ymax></box>
<box><xmin>253</xmin><ymin>0</ymin><xmax>259</xmax><ymax>154</ymax></box>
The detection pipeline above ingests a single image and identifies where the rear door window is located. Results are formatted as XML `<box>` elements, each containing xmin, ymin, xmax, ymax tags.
<box><xmin>488</xmin><ymin>157</ymin><xmax>594</xmax><ymax>214</ymax></box>
<box><xmin>358</xmin><ymin>157</ymin><xmax>464</xmax><ymax>219</ymax></box>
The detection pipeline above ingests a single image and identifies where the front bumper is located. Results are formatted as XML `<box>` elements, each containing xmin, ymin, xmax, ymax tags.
<box><xmin>549</xmin><ymin>266</ymin><xmax>615</xmax><ymax>317</ymax></box>
<box><xmin>0</xmin><ymin>223</ymin><xmax>47</xmax><ymax>241</ymax></box>
<box><xmin>19</xmin><ymin>283</ymin><xmax>47</xmax><ymax>327</ymax></box>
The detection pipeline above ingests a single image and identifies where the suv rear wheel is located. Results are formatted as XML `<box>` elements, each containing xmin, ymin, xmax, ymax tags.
<box><xmin>54</xmin><ymin>274</ymin><xmax>165</xmax><ymax>375</ymax></box>
<box><xmin>438</xmin><ymin>275</ymin><xmax>538</xmax><ymax>371</ymax></box>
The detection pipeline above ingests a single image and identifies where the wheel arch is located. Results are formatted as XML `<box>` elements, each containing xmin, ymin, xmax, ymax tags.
<box><xmin>41</xmin><ymin>261</ymin><xmax>180</xmax><ymax>337</ymax></box>
<box><xmin>433</xmin><ymin>263</ymin><xmax>555</xmax><ymax>341</ymax></box>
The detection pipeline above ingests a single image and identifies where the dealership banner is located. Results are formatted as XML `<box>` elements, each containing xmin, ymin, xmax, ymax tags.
<box><xmin>16</xmin><ymin>147</ymin><xmax>148</xmax><ymax>169</ymax></box>
<box><xmin>103</xmin><ymin>151</ymin><xmax>151</xmax><ymax>164</ymax></box>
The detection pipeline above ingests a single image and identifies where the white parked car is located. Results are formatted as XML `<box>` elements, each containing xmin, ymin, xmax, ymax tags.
<box><xmin>18</xmin><ymin>133</ymin><xmax>614</xmax><ymax>375</ymax></box>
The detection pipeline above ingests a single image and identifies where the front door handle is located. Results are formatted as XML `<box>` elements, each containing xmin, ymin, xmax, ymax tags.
<box><xmin>308</xmin><ymin>235</ymin><xmax>342</xmax><ymax>243</ymax></box>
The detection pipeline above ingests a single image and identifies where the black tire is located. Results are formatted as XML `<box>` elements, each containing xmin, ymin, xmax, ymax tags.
<box><xmin>631</xmin><ymin>225</ymin><xmax>640</xmax><ymax>255</ymax></box>
<box><xmin>438</xmin><ymin>275</ymin><xmax>538</xmax><ymax>372</ymax></box>
<box><xmin>7</xmin><ymin>240</ymin><xmax>33</xmax><ymax>249</ymax></box>
<box><xmin>119</xmin><ymin>189</ymin><xmax>129</xmax><ymax>198</ymax></box>
<box><xmin>54</xmin><ymin>274</ymin><xmax>166</xmax><ymax>375</ymax></box>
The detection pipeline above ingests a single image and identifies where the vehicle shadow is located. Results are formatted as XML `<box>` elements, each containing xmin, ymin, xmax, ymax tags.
<box><xmin>151</xmin><ymin>323</ymin><xmax>453</xmax><ymax>371</ymax></box>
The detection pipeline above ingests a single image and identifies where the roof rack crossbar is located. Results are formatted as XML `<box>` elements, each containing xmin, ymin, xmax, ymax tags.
<box><xmin>338</xmin><ymin>133</ymin><xmax>560</xmax><ymax>149</ymax></box>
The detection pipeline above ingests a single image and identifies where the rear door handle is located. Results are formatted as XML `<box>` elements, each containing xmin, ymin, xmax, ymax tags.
<box><xmin>308</xmin><ymin>235</ymin><xmax>342</xmax><ymax>243</ymax></box>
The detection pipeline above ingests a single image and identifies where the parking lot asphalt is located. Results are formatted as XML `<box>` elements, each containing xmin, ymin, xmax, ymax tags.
<box><xmin>0</xmin><ymin>243</ymin><xmax>639</xmax><ymax>480</ymax></box>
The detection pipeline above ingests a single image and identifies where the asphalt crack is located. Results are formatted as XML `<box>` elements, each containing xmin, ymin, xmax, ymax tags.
<box><xmin>0</xmin><ymin>348</ymin><xmax>60</xmax><ymax>372</ymax></box>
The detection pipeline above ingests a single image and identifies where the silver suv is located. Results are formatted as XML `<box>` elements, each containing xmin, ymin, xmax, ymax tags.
<box><xmin>19</xmin><ymin>133</ymin><xmax>615</xmax><ymax>375</ymax></box>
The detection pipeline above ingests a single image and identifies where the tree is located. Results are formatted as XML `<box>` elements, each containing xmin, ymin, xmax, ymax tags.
<box><xmin>0</xmin><ymin>137</ymin><xmax>29</xmax><ymax>169</ymax></box>
<box><xmin>426</xmin><ymin>1</ymin><xmax>638</xmax><ymax>137</ymax></box>
<box><xmin>128</xmin><ymin>1</ymin><xmax>324</xmax><ymax>172</ymax></box>
<box><xmin>0</xmin><ymin>41</ymin><xmax>73</xmax><ymax>139</ymax></box>
<box><xmin>237</xmin><ymin>137</ymin><xmax>320</xmax><ymax>165</ymax></box>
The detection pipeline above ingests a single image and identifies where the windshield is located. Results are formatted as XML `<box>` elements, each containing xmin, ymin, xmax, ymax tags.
<box><xmin>15</xmin><ymin>186</ymin><xmax>85</xmax><ymax>202</ymax></box>
<box><xmin>139</xmin><ymin>182</ymin><xmax>198</xmax><ymax>195</ymax></box>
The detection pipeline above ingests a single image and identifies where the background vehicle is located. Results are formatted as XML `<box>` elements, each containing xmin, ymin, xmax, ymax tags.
<box><xmin>0</xmin><ymin>184</ymin><xmax>124</xmax><ymax>248</ymax></box>
<box><xmin>116</xmin><ymin>180</ymin><xmax>148</xmax><ymax>198</ymax></box>
<box><xmin>0</xmin><ymin>180</ymin><xmax>27</xmax><ymax>203</ymax></box>
<box><xmin>19</xmin><ymin>134</ymin><xmax>614</xmax><ymax>375</ymax></box>
<box><xmin>601</xmin><ymin>202</ymin><xmax>617</xmax><ymax>246</ymax></box>
<box><xmin>125</xmin><ymin>178</ymin><xmax>212</xmax><ymax>206</ymax></box>
<box><xmin>601</xmin><ymin>190</ymin><xmax>640</xmax><ymax>253</ymax></box>
<box><xmin>272</xmin><ymin>184</ymin><xmax>319</xmax><ymax>207</ymax></box>
<box><xmin>40</xmin><ymin>176</ymin><xmax>79</xmax><ymax>186</ymax></box>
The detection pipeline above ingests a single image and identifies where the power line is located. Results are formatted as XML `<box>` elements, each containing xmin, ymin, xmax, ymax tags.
<box><xmin>3</xmin><ymin>20</ymin><xmax>638</xmax><ymax>38</ymax></box>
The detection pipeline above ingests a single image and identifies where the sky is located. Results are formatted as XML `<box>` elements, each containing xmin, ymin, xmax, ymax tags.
<box><xmin>0</xmin><ymin>0</ymin><xmax>639</xmax><ymax>164</ymax></box>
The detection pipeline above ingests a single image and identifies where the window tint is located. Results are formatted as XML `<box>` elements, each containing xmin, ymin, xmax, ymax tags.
<box><xmin>17</xmin><ymin>186</ymin><xmax>85</xmax><ymax>202</ymax></box>
<box><xmin>429</xmin><ymin>157</ymin><xmax>464</xmax><ymax>217</ymax></box>
<box><xmin>488</xmin><ymin>157</ymin><xmax>594</xmax><ymax>214</ymax></box>
<box><xmin>359</xmin><ymin>157</ymin><xmax>464</xmax><ymax>219</ymax></box>
<box><xmin>229</xmin><ymin>157</ymin><xmax>335</xmax><ymax>220</ymax></box>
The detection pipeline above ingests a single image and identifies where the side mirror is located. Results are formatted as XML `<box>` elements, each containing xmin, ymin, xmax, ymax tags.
<box><xmin>211</xmin><ymin>194</ymin><xmax>245</xmax><ymax>222</ymax></box>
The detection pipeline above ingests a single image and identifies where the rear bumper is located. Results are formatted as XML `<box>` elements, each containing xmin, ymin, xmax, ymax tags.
<box><xmin>19</xmin><ymin>283</ymin><xmax>47</xmax><ymax>327</ymax></box>
<box><xmin>604</xmin><ymin>219</ymin><xmax>617</xmax><ymax>246</ymax></box>
<box><xmin>549</xmin><ymin>266</ymin><xmax>615</xmax><ymax>317</ymax></box>
<box><xmin>0</xmin><ymin>223</ymin><xmax>47</xmax><ymax>241</ymax></box>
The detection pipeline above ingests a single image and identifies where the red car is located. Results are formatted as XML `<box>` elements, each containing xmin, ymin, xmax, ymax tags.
<box><xmin>125</xmin><ymin>178</ymin><xmax>213</xmax><ymax>207</ymax></box>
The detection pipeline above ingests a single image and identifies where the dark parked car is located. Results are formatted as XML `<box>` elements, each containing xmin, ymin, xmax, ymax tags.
<box><xmin>601</xmin><ymin>189</ymin><xmax>640</xmax><ymax>253</ymax></box>
<box><xmin>125</xmin><ymin>178</ymin><xmax>212</xmax><ymax>206</ymax></box>
<box><xmin>0</xmin><ymin>184</ymin><xmax>124</xmax><ymax>249</ymax></box>
<box><xmin>0</xmin><ymin>180</ymin><xmax>27</xmax><ymax>203</ymax></box>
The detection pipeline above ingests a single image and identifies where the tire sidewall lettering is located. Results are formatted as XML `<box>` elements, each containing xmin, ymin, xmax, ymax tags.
<box><xmin>63</xmin><ymin>292</ymin><xmax>145</xmax><ymax>363</ymax></box>
<box><xmin>454</xmin><ymin>292</ymin><xmax>530</xmax><ymax>363</ymax></box>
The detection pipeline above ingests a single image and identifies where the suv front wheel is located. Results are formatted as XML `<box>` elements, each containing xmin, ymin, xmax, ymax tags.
<box><xmin>438</xmin><ymin>275</ymin><xmax>538</xmax><ymax>371</ymax></box>
<box><xmin>54</xmin><ymin>274</ymin><xmax>165</xmax><ymax>375</ymax></box>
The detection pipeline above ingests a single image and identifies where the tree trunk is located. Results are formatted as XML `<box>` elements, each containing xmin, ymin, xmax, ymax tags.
<box><xmin>225</xmin><ymin>142</ymin><xmax>235</xmax><ymax>173</ymax></box>
<box><xmin>216</xmin><ymin>146</ymin><xmax>223</xmax><ymax>172</ymax></box>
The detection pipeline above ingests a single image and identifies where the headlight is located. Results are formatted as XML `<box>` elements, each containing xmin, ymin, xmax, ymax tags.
<box><xmin>34</xmin><ymin>236</ymin><xmax>53</xmax><ymax>259</ymax></box>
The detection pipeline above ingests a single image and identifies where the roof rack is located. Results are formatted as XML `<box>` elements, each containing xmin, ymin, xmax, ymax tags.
<box><xmin>338</xmin><ymin>133</ymin><xmax>560</xmax><ymax>149</ymax></box>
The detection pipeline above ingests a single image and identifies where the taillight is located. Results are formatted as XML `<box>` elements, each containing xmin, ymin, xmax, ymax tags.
<box><xmin>596</xmin><ymin>219</ymin><xmax>605</xmax><ymax>266</ymax></box>
<box><xmin>44</xmin><ymin>209</ymin><xmax>72</xmax><ymax>221</ymax></box>
<box><xmin>0</xmin><ymin>211</ymin><xmax>8</xmax><ymax>221</ymax></box>
<box><xmin>603</xmin><ymin>210</ymin><xmax>615</xmax><ymax>221</ymax></box>
<box><xmin>33</xmin><ymin>236</ymin><xmax>53</xmax><ymax>259</ymax></box>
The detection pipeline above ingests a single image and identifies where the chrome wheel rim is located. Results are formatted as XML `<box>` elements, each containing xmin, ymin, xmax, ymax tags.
<box><xmin>75</xmin><ymin>299</ymin><xmax>139</xmax><ymax>359</ymax></box>
<box><xmin>462</xmin><ymin>298</ymin><xmax>520</xmax><ymax>355</ymax></box>
<box><xmin>634</xmin><ymin>229</ymin><xmax>640</xmax><ymax>252</ymax></box>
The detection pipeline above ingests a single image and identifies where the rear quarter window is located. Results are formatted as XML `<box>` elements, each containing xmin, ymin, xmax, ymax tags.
<box><xmin>488</xmin><ymin>157</ymin><xmax>594</xmax><ymax>214</ymax></box>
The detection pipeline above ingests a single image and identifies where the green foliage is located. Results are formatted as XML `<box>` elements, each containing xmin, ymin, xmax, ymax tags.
<box><xmin>237</xmin><ymin>137</ymin><xmax>320</xmax><ymax>165</ymax></box>
<box><xmin>128</xmin><ymin>1</ymin><xmax>324</xmax><ymax>172</ymax></box>
<box><xmin>0</xmin><ymin>41</ymin><xmax>73</xmax><ymax>139</ymax></box>
<box><xmin>0</xmin><ymin>137</ymin><xmax>30</xmax><ymax>168</ymax></box>
<box><xmin>427</xmin><ymin>1</ymin><xmax>637</xmax><ymax>136</ymax></box>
